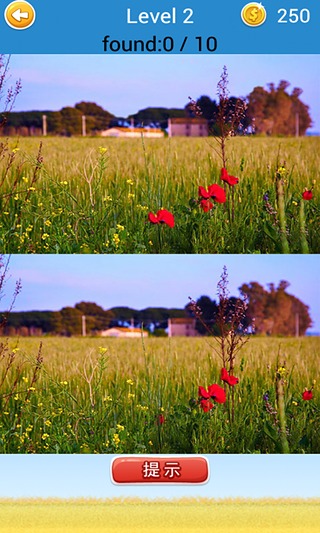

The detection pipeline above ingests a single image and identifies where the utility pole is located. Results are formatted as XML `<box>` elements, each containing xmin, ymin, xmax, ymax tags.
<box><xmin>42</xmin><ymin>115</ymin><xmax>47</xmax><ymax>136</ymax></box>
<box><xmin>295</xmin><ymin>112</ymin><xmax>299</xmax><ymax>137</ymax></box>
<box><xmin>82</xmin><ymin>115</ymin><xmax>86</xmax><ymax>137</ymax></box>
<box><xmin>82</xmin><ymin>315</ymin><xmax>86</xmax><ymax>337</ymax></box>
<box><xmin>295</xmin><ymin>312</ymin><xmax>299</xmax><ymax>338</ymax></box>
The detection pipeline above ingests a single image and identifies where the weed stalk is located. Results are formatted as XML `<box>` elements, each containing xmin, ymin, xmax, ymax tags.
<box><xmin>275</xmin><ymin>365</ymin><xmax>290</xmax><ymax>454</ymax></box>
<box><xmin>275</xmin><ymin>169</ymin><xmax>290</xmax><ymax>253</ymax></box>
<box><xmin>299</xmin><ymin>199</ymin><xmax>309</xmax><ymax>254</ymax></box>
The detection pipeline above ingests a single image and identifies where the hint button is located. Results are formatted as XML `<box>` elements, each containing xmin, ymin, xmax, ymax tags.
<box><xmin>111</xmin><ymin>456</ymin><xmax>209</xmax><ymax>484</ymax></box>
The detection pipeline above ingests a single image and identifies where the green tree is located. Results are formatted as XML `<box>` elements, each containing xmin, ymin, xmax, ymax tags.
<box><xmin>75</xmin><ymin>301</ymin><xmax>114</xmax><ymax>331</ymax></box>
<box><xmin>75</xmin><ymin>101</ymin><xmax>114</xmax><ymax>132</ymax></box>
<box><xmin>60</xmin><ymin>107</ymin><xmax>82</xmax><ymax>136</ymax></box>
<box><xmin>47</xmin><ymin>111</ymin><xmax>63</xmax><ymax>134</ymax></box>
<box><xmin>59</xmin><ymin>307</ymin><xmax>83</xmax><ymax>335</ymax></box>
<box><xmin>186</xmin><ymin>295</ymin><xmax>218</xmax><ymax>335</ymax></box>
<box><xmin>129</xmin><ymin>107</ymin><xmax>185</xmax><ymax>128</ymax></box>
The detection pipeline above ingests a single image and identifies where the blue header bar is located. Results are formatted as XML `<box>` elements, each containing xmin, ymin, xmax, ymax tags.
<box><xmin>0</xmin><ymin>1</ymin><xmax>319</xmax><ymax>54</ymax></box>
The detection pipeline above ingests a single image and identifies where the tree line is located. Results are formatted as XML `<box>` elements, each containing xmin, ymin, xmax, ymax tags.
<box><xmin>191</xmin><ymin>281</ymin><xmax>311</xmax><ymax>337</ymax></box>
<box><xmin>0</xmin><ymin>280</ymin><xmax>312</xmax><ymax>337</ymax></box>
<box><xmin>2</xmin><ymin>80</ymin><xmax>312</xmax><ymax>136</ymax></box>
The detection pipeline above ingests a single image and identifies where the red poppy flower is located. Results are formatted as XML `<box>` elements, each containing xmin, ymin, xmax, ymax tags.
<box><xmin>199</xmin><ymin>384</ymin><xmax>226</xmax><ymax>404</ymax></box>
<box><xmin>220</xmin><ymin>168</ymin><xmax>239</xmax><ymax>186</ymax></box>
<box><xmin>200</xmin><ymin>399</ymin><xmax>214</xmax><ymax>412</ymax></box>
<box><xmin>148</xmin><ymin>209</ymin><xmax>174</xmax><ymax>228</ymax></box>
<box><xmin>200</xmin><ymin>199</ymin><xmax>214</xmax><ymax>212</ymax></box>
<box><xmin>198</xmin><ymin>184</ymin><xmax>226</xmax><ymax>204</ymax></box>
<box><xmin>157</xmin><ymin>414</ymin><xmax>165</xmax><ymax>425</ymax></box>
<box><xmin>302</xmin><ymin>190</ymin><xmax>313</xmax><ymax>201</ymax></box>
<box><xmin>302</xmin><ymin>389</ymin><xmax>313</xmax><ymax>401</ymax></box>
<box><xmin>221</xmin><ymin>367</ymin><xmax>239</xmax><ymax>386</ymax></box>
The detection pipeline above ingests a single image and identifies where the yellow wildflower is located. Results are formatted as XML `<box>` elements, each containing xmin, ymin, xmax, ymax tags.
<box><xmin>113</xmin><ymin>433</ymin><xmax>120</xmax><ymax>446</ymax></box>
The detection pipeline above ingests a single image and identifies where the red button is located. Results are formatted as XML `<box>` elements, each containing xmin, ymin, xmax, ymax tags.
<box><xmin>111</xmin><ymin>456</ymin><xmax>209</xmax><ymax>484</ymax></box>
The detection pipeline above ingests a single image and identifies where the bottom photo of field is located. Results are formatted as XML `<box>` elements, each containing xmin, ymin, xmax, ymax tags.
<box><xmin>0</xmin><ymin>455</ymin><xmax>319</xmax><ymax>532</ymax></box>
<box><xmin>0</xmin><ymin>254</ymin><xmax>319</xmax><ymax>454</ymax></box>
<box><xmin>1</xmin><ymin>498</ymin><xmax>319</xmax><ymax>533</ymax></box>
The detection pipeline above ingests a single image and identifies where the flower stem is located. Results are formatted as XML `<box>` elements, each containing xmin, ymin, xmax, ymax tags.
<box><xmin>299</xmin><ymin>200</ymin><xmax>309</xmax><ymax>254</ymax></box>
<box><xmin>157</xmin><ymin>225</ymin><xmax>163</xmax><ymax>253</ymax></box>
<box><xmin>276</xmin><ymin>376</ymin><xmax>290</xmax><ymax>454</ymax></box>
<box><xmin>276</xmin><ymin>178</ymin><xmax>290</xmax><ymax>254</ymax></box>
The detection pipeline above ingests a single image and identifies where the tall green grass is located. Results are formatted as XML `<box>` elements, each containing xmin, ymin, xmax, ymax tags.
<box><xmin>0</xmin><ymin>336</ymin><xmax>319</xmax><ymax>453</ymax></box>
<box><xmin>0</xmin><ymin>137</ymin><xmax>318</xmax><ymax>253</ymax></box>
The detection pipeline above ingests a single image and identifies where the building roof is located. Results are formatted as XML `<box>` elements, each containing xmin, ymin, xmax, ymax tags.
<box><xmin>169</xmin><ymin>118</ymin><xmax>208</xmax><ymax>125</ymax></box>
<box><xmin>109</xmin><ymin>327</ymin><xmax>146</xmax><ymax>333</ymax></box>
<box><xmin>105</xmin><ymin>127</ymin><xmax>163</xmax><ymax>133</ymax></box>
<box><xmin>169</xmin><ymin>318</ymin><xmax>195</xmax><ymax>324</ymax></box>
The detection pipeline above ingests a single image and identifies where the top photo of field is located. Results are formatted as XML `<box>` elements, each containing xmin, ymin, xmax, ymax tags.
<box><xmin>0</xmin><ymin>54</ymin><xmax>319</xmax><ymax>254</ymax></box>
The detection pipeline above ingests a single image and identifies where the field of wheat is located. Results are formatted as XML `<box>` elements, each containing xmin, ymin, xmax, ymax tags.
<box><xmin>0</xmin><ymin>136</ymin><xmax>318</xmax><ymax>253</ymax></box>
<box><xmin>0</xmin><ymin>498</ymin><xmax>319</xmax><ymax>533</ymax></box>
<box><xmin>0</xmin><ymin>336</ymin><xmax>318</xmax><ymax>453</ymax></box>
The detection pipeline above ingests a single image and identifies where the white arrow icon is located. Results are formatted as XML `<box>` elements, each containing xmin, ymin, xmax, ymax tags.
<box><xmin>12</xmin><ymin>8</ymin><xmax>29</xmax><ymax>22</ymax></box>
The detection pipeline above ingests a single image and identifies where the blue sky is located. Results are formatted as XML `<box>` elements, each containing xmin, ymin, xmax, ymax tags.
<box><xmin>1</xmin><ymin>254</ymin><xmax>319</xmax><ymax>333</ymax></box>
<box><xmin>8</xmin><ymin>54</ymin><xmax>320</xmax><ymax>132</ymax></box>
<box><xmin>0</xmin><ymin>455</ymin><xmax>319</xmax><ymax>499</ymax></box>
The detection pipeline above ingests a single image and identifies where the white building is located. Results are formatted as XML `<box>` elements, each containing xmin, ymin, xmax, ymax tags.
<box><xmin>168</xmin><ymin>318</ymin><xmax>198</xmax><ymax>337</ymax></box>
<box><xmin>168</xmin><ymin>118</ymin><xmax>208</xmax><ymax>137</ymax></box>
<box><xmin>100</xmin><ymin>127</ymin><xmax>164</xmax><ymax>138</ymax></box>
<box><xmin>100</xmin><ymin>327</ymin><xmax>148</xmax><ymax>338</ymax></box>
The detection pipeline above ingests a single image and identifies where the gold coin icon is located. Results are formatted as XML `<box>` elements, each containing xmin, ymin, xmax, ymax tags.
<box><xmin>5</xmin><ymin>1</ymin><xmax>36</xmax><ymax>30</ymax></box>
<box><xmin>241</xmin><ymin>2</ymin><xmax>267</xmax><ymax>27</ymax></box>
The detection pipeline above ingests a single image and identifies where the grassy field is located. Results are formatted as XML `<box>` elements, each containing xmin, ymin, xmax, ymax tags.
<box><xmin>0</xmin><ymin>136</ymin><xmax>318</xmax><ymax>253</ymax></box>
<box><xmin>0</xmin><ymin>336</ymin><xmax>319</xmax><ymax>453</ymax></box>
<box><xmin>0</xmin><ymin>498</ymin><xmax>319</xmax><ymax>533</ymax></box>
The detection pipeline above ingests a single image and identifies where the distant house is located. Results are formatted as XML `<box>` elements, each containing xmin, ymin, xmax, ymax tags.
<box><xmin>99</xmin><ymin>327</ymin><xmax>148</xmax><ymax>338</ymax></box>
<box><xmin>168</xmin><ymin>118</ymin><xmax>208</xmax><ymax>137</ymax></box>
<box><xmin>168</xmin><ymin>318</ymin><xmax>198</xmax><ymax>337</ymax></box>
<box><xmin>100</xmin><ymin>127</ymin><xmax>164</xmax><ymax>138</ymax></box>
